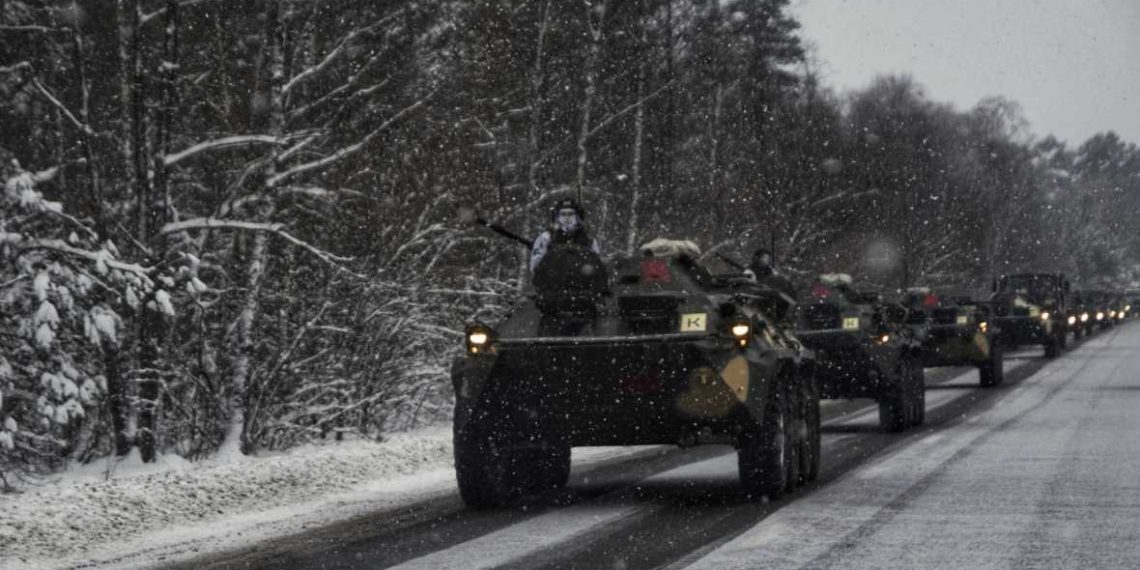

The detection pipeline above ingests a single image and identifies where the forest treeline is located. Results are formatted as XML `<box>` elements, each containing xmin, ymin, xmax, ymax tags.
<box><xmin>1</xmin><ymin>0</ymin><xmax>1138</xmax><ymax>483</ymax></box>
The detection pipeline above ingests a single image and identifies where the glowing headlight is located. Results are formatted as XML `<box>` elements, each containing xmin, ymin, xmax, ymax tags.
<box><xmin>1040</xmin><ymin>312</ymin><xmax>1051</xmax><ymax>322</ymax></box>
<box><xmin>1067</xmin><ymin>315</ymin><xmax>1077</xmax><ymax>326</ymax></box>
<box><xmin>878</xmin><ymin>334</ymin><xmax>891</xmax><ymax>344</ymax></box>
<box><xmin>1127</xmin><ymin>305</ymin><xmax>1133</xmax><ymax>313</ymax></box>
<box><xmin>1081</xmin><ymin>313</ymin><xmax>1089</xmax><ymax>323</ymax></box>
<box><xmin>979</xmin><ymin>321</ymin><xmax>989</xmax><ymax>334</ymax></box>
<box><xmin>729</xmin><ymin>319</ymin><xmax>752</xmax><ymax>348</ymax></box>
<box><xmin>1097</xmin><ymin>312</ymin><xmax>1105</xmax><ymax>321</ymax></box>
<box><xmin>465</xmin><ymin>325</ymin><xmax>494</xmax><ymax>355</ymax></box>
<box><xmin>1110</xmin><ymin>310</ymin><xmax>1118</xmax><ymax>318</ymax></box>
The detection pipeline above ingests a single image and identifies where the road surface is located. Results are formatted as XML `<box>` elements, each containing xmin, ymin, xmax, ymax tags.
<box><xmin>181</xmin><ymin>322</ymin><xmax>1139</xmax><ymax>570</ymax></box>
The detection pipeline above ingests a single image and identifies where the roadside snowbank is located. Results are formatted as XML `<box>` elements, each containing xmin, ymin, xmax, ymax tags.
<box><xmin>0</xmin><ymin>427</ymin><xmax>455</xmax><ymax>569</ymax></box>
<box><xmin>0</xmin><ymin>427</ymin><xmax>655</xmax><ymax>570</ymax></box>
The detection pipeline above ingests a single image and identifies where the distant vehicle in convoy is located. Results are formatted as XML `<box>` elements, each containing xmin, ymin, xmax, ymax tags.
<box><xmin>1066</xmin><ymin>290</ymin><xmax>1094</xmax><ymax>340</ymax></box>
<box><xmin>1082</xmin><ymin>290</ymin><xmax>1119</xmax><ymax>331</ymax></box>
<box><xmin>990</xmin><ymin>273</ymin><xmax>1070</xmax><ymax>357</ymax></box>
<box><xmin>795</xmin><ymin>274</ymin><xmax>925</xmax><ymax>432</ymax></box>
<box><xmin>902</xmin><ymin>288</ymin><xmax>1004</xmax><ymax>387</ymax></box>
<box><xmin>452</xmin><ymin>236</ymin><xmax>819</xmax><ymax>508</ymax></box>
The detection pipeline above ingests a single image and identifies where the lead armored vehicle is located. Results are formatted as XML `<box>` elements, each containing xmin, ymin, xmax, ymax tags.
<box><xmin>991</xmin><ymin>273</ymin><xmax>1070</xmax><ymax>357</ymax></box>
<box><xmin>796</xmin><ymin>275</ymin><xmax>925</xmax><ymax>432</ymax></box>
<box><xmin>902</xmin><ymin>288</ymin><xmax>1004</xmax><ymax>387</ymax></box>
<box><xmin>452</xmin><ymin>239</ymin><xmax>819</xmax><ymax>508</ymax></box>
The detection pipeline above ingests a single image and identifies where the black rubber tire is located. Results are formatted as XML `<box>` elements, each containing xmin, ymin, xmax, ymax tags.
<box><xmin>799</xmin><ymin>373</ymin><xmax>822</xmax><ymax>483</ymax></box>
<box><xmin>1044</xmin><ymin>334</ymin><xmax>1060</xmax><ymax>358</ymax></box>
<box><xmin>910</xmin><ymin>358</ymin><xmax>926</xmax><ymax>427</ymax></box>
<box><xmin>878</xmin><ymin>359</ymin><xmax>910</xmax><ymax>433</ymax></box>
<box><xmin>739</xmin><ymin>378</ymin><xmax>794</xmax><ymax>500</ymax></box>
<box><xmin>979</xmin><ymin>341</ymin><xmax>1005</xmax><ymax>387</ymax></box>
<box><xmin>455</xmin><ymin>426</ymin><xmax>570</xmax><ymax>509</ymax></box>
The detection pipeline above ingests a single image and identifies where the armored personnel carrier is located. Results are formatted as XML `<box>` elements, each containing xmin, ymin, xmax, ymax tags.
<box><xmin>990</xmin><ymin>273</ymin><xmax>1070</xmax><ymax>357</ymax></box>
<box><xmin>452</xmin><ymin>238</ymin><xmax>819</xmax><ymax>508</ymax></box>
<box><xmin>796</xmin><ymin>274</ymin><xmax>925</xmax><ymax>432</ymax></box>
<box><xmin>902</xmin><ymin>288</ymin><xmax>1004</xmax><ymax>387</ymax></box>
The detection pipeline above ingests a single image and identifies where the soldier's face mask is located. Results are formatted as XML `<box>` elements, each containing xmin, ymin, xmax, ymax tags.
<box><xmin>555</xmin><ymin>209</ymin><xmax>580</xmax><ymax>233</ymax></box>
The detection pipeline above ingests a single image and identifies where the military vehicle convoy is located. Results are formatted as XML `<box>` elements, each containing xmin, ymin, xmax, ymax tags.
<box><xmin>990</xmin><ymin>273</ymin><xmax>1070</xmax><ymax>357</ymax></box>
<box><xmin>902</xmin><ymin>288</ymin><xmax>1004</xmax><ymax>387</ymax></box>
<box><xmin>452</xmin><ymin>238</ymin><xmax>819</xmax><ymax>507</ymax></box>
<box><xmin>795</xmin><ymin>275</ymin><xmax>925</xmax><ymax>432</ymax></box>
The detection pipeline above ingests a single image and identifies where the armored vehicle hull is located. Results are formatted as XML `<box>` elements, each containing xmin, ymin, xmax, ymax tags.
<box><xmin>991</xmin><ymin>273</ymin><xmax>1070</xmax><ymax>358</ymax></box>
<box><xmin>796</xmin><ymin>276</ymin><xmax>925</xmax><ymax>432</ymax></box>
<box><xmin>903</xmin><ymin>290</ymin><xmax>1003</xmax><ymax>387</ymax></box>
<box><xmin>453</xmin><ymin>241</ymin><xmax>818</xmax><ymax>508</ymax></box>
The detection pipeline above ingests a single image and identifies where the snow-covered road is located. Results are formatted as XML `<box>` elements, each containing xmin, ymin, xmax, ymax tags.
<box><xmin>689</xmin><ymin>321</ymin><xmax>1140</xmax><ymax>570</ymax></box>
<box><xmin>11</xmin><ymin>322</ymin><xmax>1130</xmax><ymax>570</ymax></box>
<box><xmin>174</xmin><ymin>338</ymin><xmax>1066</xmax><ymax>570</ymax></box>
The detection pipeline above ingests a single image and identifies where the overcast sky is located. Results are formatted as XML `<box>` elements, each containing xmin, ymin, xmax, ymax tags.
<box><xmin>789</xmin><ymin>0</ymin><xmax>1140</xmax><ymax>147</ymax></box>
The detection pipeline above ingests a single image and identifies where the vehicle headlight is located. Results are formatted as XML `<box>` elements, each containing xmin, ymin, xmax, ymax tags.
<box><xmin>465</xmin><ymin>324</ymin><xmax>494</xmax><ymax>355</ymax></box>
<box><xmin>877</xmin><ymin>334</ymin><xmax>890</xmax><ymax>344</ymax></box>
<box><xmin>1067</xmin><ymin>315</ymin><xmax>1077</xmax><ymax>326</ymax></box>
<box><xmin>1081</xmin><ymin>313</ymin><xmax>1089</xmax><ymax>322</ymax></box>
<box><xmin>1097</xmin><ymin>312</ymin><xmax>1105</xmax><ymax>321</ymax></box>
<box><xmin>979</xmin><ymin>321</ymin><xmax>989</xmax><ymax>334</ymax></box>
<box><xmin>728</xmin><ymin>318</ymin><xmax>752</xmax><ymax>348</ymax></box>
<box><xmin>1110</xmin><ymin>310</ymin><xmax>1117</xmax><ymax>318</ymax></box>
<box><xmin>1040</xmin><ymin>312</ymin><xmax>1051</xmax><ymax>322</ymax></box>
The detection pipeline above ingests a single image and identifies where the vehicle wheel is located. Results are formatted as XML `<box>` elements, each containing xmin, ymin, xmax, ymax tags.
<box><xmin>1044</xmin><ymin>334</ymin><xmax>1060</xmax><ymax>358</ymax></box>
<box><xmin>910</xmin><ymin>358</ymin><xmax>926</xmax><ymax>427</ymax></box>
<box><xmin>455</xmin><ymin>424</ymin><xmax>570</xmax><ymax>509</ymax></box>
<box><xmin>878</xmin><ymin>360</ymin><xmax>910</xmax><ymax>433</ymax></box>
<box><xmin>979</xmin><ymin>341</ymin><xmax>1005</xmax><ymax>387</ymax></box>
<box><xmin>799</xmin><ymin>372</ymin><xmax>822</xmax><ymax>483</ymax></box>
<box><xmin>739</xmin><ymin>378</ymin><xmax>794</xmax><ymax>500</ymax></box>
<box><xmin>783</xmin><ymin>379</ymin><xmax>802</xmax><ymax>494</ymax></box>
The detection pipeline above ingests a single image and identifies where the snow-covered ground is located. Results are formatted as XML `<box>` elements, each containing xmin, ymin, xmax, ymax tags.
<box><xmin>0</xmin><ymin>426</ymin><xmax>657</xmax><ymax>570</ymax></box>
<box><xmin>0</xmin><ymin>428</ymin><xmax>455</xmax><ymax>569</ymax></box>
<box><xmin>687</xmin><ymin>322</ymin><xmax>1140</xmax><ymax>569</ymax></box>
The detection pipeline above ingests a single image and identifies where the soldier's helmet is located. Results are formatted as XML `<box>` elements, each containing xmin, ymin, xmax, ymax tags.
<box><xmin>550</xmin><ymin>199</ymin><xmax>586</xmax><ymax>234</ymax></box>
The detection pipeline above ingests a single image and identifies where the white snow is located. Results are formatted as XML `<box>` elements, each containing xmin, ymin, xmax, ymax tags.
<box><xmin>153</xmin><ymin>289</ymin><xmax>175</xmax><ymax>316</ymax></box>
<box><xmin>686</xmin><ymin>323</ymin><xmax>1140</xmax><ymax>570</ymax></box>
<box><xmin>34</xmin><ymin>322</ymin><xmax>54</xmax><ymax>348</ymax></box>
<box><xmin>32</xmin><ymin>272</ymin><xmax>50</xmax><ymax>301</ymax></box>
<box><xmin>0</xmin><ymin>428</ymin><xmax>455</xmax><ymax>569</ymax></box>
<box><xmin>388</xmin><ymin>504</ymin><xmax>645</xmax><ymax>570</ymax></box>
<box><xmin>0</xmin><ymin>427</ymin><xmax>655</xmax><ymax>570</ymax></box>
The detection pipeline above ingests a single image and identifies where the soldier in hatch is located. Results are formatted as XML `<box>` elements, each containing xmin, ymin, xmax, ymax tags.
<box><xmin>749</xmin><ymin>247</ymin><xmax>798</xmax><ymax>303</ymax></box>
<box><xmin>529</xmin><ymin>199</ymin><xmax>600</xmax><ymax>273</ymax></box>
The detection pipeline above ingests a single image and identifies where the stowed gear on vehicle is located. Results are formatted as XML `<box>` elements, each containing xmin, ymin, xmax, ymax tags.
<box><xmin>796</xmin><ymin>274</ymin><xmax>925</xmax><ymax>432</ymax></box>
<box><xmin>903</xmin><ymin>288</ymin><xmax>1004</xmax><ymax>387</ymax></box>
<box><xmin>452</xmin><ymin>238</ymin><xmax>818</xmax><ymax>508</ymax></box>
